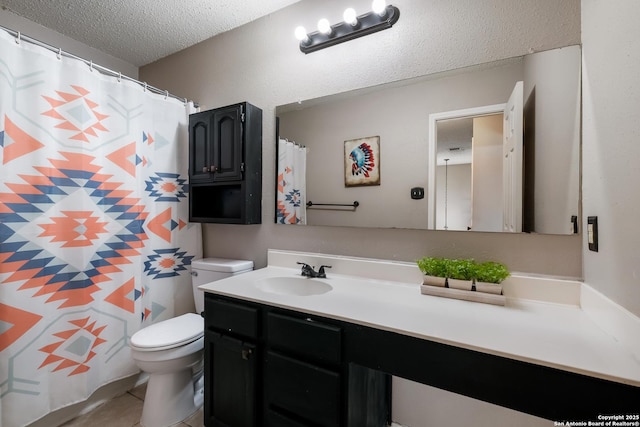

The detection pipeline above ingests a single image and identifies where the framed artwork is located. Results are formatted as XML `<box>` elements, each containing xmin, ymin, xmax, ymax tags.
<box><xmin>344</xmin><ymin>136</ymin><xmax>380</xmax><ymax>187</ymax></box>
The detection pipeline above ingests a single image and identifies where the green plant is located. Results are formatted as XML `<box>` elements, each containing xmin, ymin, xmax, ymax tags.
<box><xmin>416</xmin><ymin>257</ymin><xmax>448</xmax><ymax>277</ymax></box>
<box><xmin>445</xmin><ymin>259</ymin><xmax>475</xmax><ymax>280</ymax></box>
<box><xmin>418</xmin><ymin>258</ymin><xmax>509</xmax><ymax>283</ymax></box>
<box><xmin>418</xmin><ymin>257</ymin><xmax>475</xmax><ymax>280</ymax></box>
<box><xmin>472</xmin><ymin>261</ymin><xmax>510</xmax><ymax>284</ymax></box>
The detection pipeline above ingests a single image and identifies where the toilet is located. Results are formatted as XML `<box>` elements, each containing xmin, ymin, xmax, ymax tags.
<box><xmin>130</xmin><ymin>258</ymin><xmax>253</xmax><ymax>427</ymax></box>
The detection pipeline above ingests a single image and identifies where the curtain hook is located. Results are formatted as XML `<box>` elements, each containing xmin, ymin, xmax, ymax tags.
<box><xmin>89</xmin><ymin>60</ymin><xmax>93</xmax><ymax>72</ymax></box>
<box><xmin>15</xmin><ymin>31</ymin><xmax>21</xmax><ymax>44</ymax></box>
<box><xmin>118</xmin><ymin>72</ymin><xmax>122</xmax><ymax>82</ymax></box>
<box><xmin>143</xmin><ymin>82</ymin><xmax>148</xmax><ymax>92</ymax></box>
<box><xmin>164</xmin><ymin>90</ymin><xmax>169</xmax><ymax>100</ymax></box>
<box><xmin>57</xmin><ymin>47</ymin><xmax>62</xmax><ymax>60</ymax></box>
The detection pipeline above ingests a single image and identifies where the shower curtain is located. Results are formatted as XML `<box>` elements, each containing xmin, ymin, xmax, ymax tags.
<box><xmin>0</xmin><ymin>30</ymin><xmax>202</xmax><ymax>427</ymax></box>
<box><xmin>276</xmin><ymin>138</ymin><xmax>307</xmax><ymax>224</ymax></box>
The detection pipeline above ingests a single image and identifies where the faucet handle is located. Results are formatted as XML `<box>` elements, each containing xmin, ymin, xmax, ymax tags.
<box><xmin>318</xmin><ymin>265</ymin><xmax>332</xmax><ymax>277</ymax></box>
<box><xmin>297</xmin><ymin>261</ymin><xmax>313</xmax><ymax>276</ymax></box>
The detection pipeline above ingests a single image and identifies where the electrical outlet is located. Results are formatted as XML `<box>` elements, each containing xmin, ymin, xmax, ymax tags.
<box><xmin>587</xmin><ymin>216</ymin><xmax>598</xmax><ymax>252</ymax></box>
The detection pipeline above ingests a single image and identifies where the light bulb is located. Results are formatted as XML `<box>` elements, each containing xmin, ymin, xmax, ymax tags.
<box><xmin>317</xmin><ymin>18</ymin><xmax>332</xmax><ymax>35</ymax></box>
<box><xmin>372</xmin><ymin>0</ymin><xmax>387</xmax><ymax>16</ymax></box>
<box><xmin>343</xmin><ymin>8</ymin><xmax>358</xmax><ymax>26</ymax></box>
<box><xmin>294</xmin><ymin>26</ymin><xmax>309</xmax><ymax>43</ymax></box>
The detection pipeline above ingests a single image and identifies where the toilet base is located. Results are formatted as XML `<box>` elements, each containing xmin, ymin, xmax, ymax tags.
<box><xmin>140</xmin><ymin>369</ymin><xmax>201</xmax><ymax>427</ymax></box>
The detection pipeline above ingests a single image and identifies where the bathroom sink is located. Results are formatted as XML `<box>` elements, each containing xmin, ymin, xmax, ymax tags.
<box><xmin>254</xmin><ymin>276</ymin><xmax>332</xmax><ymax>296</ymax></box>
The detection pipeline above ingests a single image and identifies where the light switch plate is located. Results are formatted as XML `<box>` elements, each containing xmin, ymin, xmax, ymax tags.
<box><xmin>587</xmin><ymin>216</ymin><xmax>598</xmax><ymax>252</ymax></box>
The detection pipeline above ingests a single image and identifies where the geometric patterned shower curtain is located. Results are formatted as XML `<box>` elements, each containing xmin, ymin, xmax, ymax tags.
<box><xmin>276</xmin><ymin>138</ymin><xmax>307</xmax><ymax>224</ymax></box>
<box><xmin>0</xmin><ymin>30</ymin><xmax>202</xmax><ymax>427</ymax></box>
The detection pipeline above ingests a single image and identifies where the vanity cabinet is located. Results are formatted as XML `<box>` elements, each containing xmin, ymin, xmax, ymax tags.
<box><xmin>203</xmin><ymin>294</ymin><xmax>390</xmax><ymax>427</ymax></box>
<box><xmin>189</xmin><ymin>102</ymin><xmax>262</xmax><ymax>224</ymax></box>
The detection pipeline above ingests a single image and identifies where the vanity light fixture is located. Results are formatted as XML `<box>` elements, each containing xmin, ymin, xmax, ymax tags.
<box><xmin>296</xmin><ymin>0</ymin><xmax>400</xmax><ymax>54</ymax></box>
<box><xmin>317</xmin><ymin>18</ymin><xmax>332</xmax><ymax>35</ymax></box>
<box><xmin>372</xmin><ymin>0</ymin><xmax>388</xmax><ymax>16</ymax></box>
<box><xmin>294</xmin><ymin>26</ymin><xmax>310</xmax><ymax>44</ymax></box>
<box><xmin>343</xmin><ymin>8</ymin><xmax>358</xmax><ymax>27</ymax></box>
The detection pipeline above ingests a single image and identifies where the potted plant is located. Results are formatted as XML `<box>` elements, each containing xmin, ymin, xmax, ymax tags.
<box><xmin>471</xmin><ymin>261</ymin><xmax>510</xmax><ymax>294</ymax></box>
<box><xmin>445</xmin><ymin>258</ymin><xmax>475</xmax><ymax>290</ymax></box>
<box><xmin>417</xmin><ymin>257</ymin><xmax>448</xmax><ymax>286</ymax></box>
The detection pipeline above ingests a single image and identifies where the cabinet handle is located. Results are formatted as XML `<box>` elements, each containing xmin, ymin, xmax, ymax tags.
<box><xmin>202</xmin><ymin>166</ymin><xmax>218</xmax><ymax>173</ymax></box>
<box><xmin>241</xmin><ymin>348</ymin><xmax>252</xmax><ymax>360</ymax></box>
<box><xmin>202</xmin><ymin>166</ymin><xmax>209</xmax><ymax>173</ymax></box>
<box><xmin>211</xmin><ymin>165</ymin><xmax>219</xmax><ymax>173</ymax></box>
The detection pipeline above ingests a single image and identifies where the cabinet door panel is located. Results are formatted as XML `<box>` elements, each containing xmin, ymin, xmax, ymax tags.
<box><xmin>266</xmin><ymin>351</ymin><xmax>341</xmax><ymax>427</ymax></box>
<box><xmin>213</xmin><ymin>106</ymin><xmax>243</xmax><ymax>181</ymax></box>
<box><xmin>205</xmin><ymin>332</ymin><xmax>256</xmax><ymax>427</ymax></box>
<box><xmin>189</xmin><ymin>113</ymin><xmax>213</xmax><ymax>184</ymax></box>
<box><xmin>267</xmin><ymin>312</ymin><xmax>341</xmax><ymax>365</ymax></box>
<box><xmin>205</xmin><ymin>297</ymin><xmax>259</xmax><ymax>339</ymax></box>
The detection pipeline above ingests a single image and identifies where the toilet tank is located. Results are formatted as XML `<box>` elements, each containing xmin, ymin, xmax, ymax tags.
<box><xmin>191</xmin><ymin>258</ymin><xmax>253</xmax><ymax>315</ymax></box>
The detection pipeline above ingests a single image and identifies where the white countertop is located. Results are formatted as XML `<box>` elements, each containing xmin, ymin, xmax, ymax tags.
<box><xmin>199</xmin><ymin>260</ymin><xmax>640</xmax><ymax>388</ymax></box>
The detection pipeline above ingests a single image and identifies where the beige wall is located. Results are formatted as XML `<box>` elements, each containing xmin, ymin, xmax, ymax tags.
<box><xmin>582</xmin><ymin>0</ymin><xmax>640</xmax><ymax>316</ymax></box>
<box><xmin>436</xmin><ymin>163</ymin><xmax>472</xmax><ymax>231</ymax></box>
<box><xmin>524</xmin><ymin>45</ymin><xmax>581</xmax><ymax>235</ymax></box>
<box><xmin>141</xmin><ymin>0</ymin><xmax>582</xmax><ymax>278</ymax></box>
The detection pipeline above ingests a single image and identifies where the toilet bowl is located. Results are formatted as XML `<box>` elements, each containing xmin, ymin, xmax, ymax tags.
<box><xmin>130</xmin><ymin>313</ymin><xmax>204</xmax><ymax>427</ymax></box>
<box><xmin>130</xmin><ymin>258</ymin><xmax>253</xmax><ymax>427</ymax></box>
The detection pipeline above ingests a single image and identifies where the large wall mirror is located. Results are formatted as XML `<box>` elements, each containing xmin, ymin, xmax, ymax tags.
<box><xmin>276</xmin><ymin>45</ymin><xmax>581</xmax><ymax>234</ymax></box>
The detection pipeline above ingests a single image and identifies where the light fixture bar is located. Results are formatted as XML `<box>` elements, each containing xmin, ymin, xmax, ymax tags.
<box><xmin>299</xmin><ymin>5</ymin><xmax>400</xmax><ymax>54</ymax></box>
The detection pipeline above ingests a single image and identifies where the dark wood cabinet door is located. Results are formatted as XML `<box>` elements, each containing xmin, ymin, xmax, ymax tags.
<box><xmin>205</xmin><ymin>331</ymin><xmax>257</xmax><ymax>427</ymax></box>
<box><xmin>212</xmin><ymin>105</ymin><xmax>243</xmax><ymax>182</ymax></box>
<box><xmin>189</xmin><ymin>111</ymin><xmax>214</xmax><ymax>184</ymax></box>
<box><xmin>265</xmin><ymin>351</ymin><xmax>341</xmax><ymax>427</ymax></box>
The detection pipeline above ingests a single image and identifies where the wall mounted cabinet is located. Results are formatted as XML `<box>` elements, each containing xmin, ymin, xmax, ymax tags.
<box><xmin>189</xmin><ymin>102</ymin><xmax>262</xmax><ymax>224</ymax></box>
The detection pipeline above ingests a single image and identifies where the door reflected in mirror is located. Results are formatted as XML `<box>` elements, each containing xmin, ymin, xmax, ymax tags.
<box><xmin>430</xmin><ymin>81</ymin><xmax>524</xmax><ymax>233</ymax></box>
<box><xmin>276</xmin><ymin>45</ymin><xmax>581</xmax><ymax>235</ymax></box>
<box><xmin>434</xmin><ymin>114</ymin><xmax>503</xmax><ymax>232</ymax></box>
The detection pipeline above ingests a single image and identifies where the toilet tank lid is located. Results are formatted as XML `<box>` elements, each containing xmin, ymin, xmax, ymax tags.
<box><xmin>191</xmin><ymin>258</ymin><xmax>253</xmax><ymax>273</ymax></box>
<box><xmin>130</xmin><ymin>313</ymin><xmax>203</xmax><ymax>350</ymax></box>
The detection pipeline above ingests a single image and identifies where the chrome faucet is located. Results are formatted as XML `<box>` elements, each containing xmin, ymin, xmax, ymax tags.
<box><xmin>297</xmin><ymin>262</ymin><xmax>332</xmax><ymax>278</ymax></box>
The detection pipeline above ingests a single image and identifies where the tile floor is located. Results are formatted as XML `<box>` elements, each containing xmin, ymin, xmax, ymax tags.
<box><xmin>60</xmin><ymin>383</ymin><xmax>204</xmax><ymax>427</ymax></box>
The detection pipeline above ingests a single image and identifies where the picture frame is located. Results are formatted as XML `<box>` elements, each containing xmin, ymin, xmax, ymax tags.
<box><xmin>344</xmin><ymin>136</ymin><xmax>380</xmax><ymax>187</ymax></box>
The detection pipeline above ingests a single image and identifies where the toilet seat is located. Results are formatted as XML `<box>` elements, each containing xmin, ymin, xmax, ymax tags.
<box><xmin>131</xmin><ymin>313</ymin><xmax>203</xmax><ymax>351</ymax></box>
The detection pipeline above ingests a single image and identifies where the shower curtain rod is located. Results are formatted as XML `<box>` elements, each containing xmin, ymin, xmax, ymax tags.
<box><xmin>1</xmin><ymin>25</ymin><xmax>198</xmax><ymax>106</ymax></box>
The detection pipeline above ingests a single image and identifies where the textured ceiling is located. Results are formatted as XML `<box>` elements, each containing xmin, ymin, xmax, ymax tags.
<box><xmin>0</xmin><ymin>0</ymin><xmax>302</xmax><ymax>66</ymax></box>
